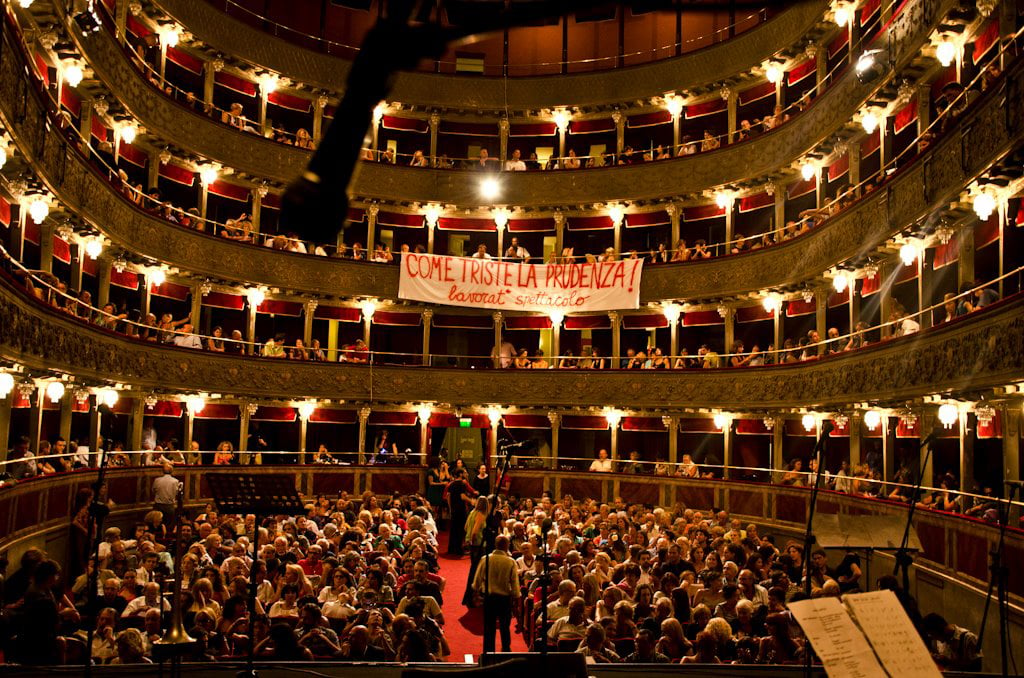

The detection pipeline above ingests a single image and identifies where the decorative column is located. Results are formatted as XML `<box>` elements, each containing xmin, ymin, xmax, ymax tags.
<box><xmin>882</xmin><ymin>415</ymin><xmax>894</xmax><ymax>482</ymax></box>
<box><xmin>79</xmin><ymin>101</ymin><xmax>93</xmax><ymax>157</ymax></box>
<box><xmin>547</xmin><ymin>412</ymin><xmax>560</xmax><ymax>469</ymax></box>
<box><xmin>238</xmin><ymin>402</ymin><xmax>253</xmax><ymax>461</ymax></box>
<box><xmin>140</xmin><ymin>272</ymin><xmax>152</xmax><ymax>319</ymax></box>
<box><xmin>199</xmin><ymin>175</ymin><xmax>210</xmax><ymax>220</ymax></box>
<box><xmin>663</xmin><ymin>415</ymin><xmax>679</xmax><ymax>464</ymax></box>
<box><xmin>773</xmin><ymin>304</ymin><xmax>783</xmax><ymax>358</ymax></box>
<box><xmin>303</xmin><ymin>299</ymin><xmax>317</xmax><ymax>347</ymax></box>
<box><xmin>362</xmin><ymin>306</ymin><xmax>373</xmax><ymax>346</ymax></box>
<box><xmin>919</xmin><ymin>407</ymin><xmax>936</xmax><ymax>486</ymax></box>
<box><xmin>879</xmin><ymin>262</ymin><xmax>894</xmax><ymax>339</ymax></box>
<box><xmin>428</xmin><ymin>112</ymin><xmax>440</xmax><ymax>165</ymax></box>
<box><xmin>498</xmin><ymin>118</ymin><xmax>509</xmax><ymax>166</ymax></box>
<box><xmin>608</xmin><ymin>311</ymin><xmax>621</xmax><ymax>367</ymax></box>
<box><xmin>59</xmin><ymin>391</ymin><xmax>74</xmax><ymax>444</ymax></box>
<box><xmin>69</xmin><ymin>242</ymin><xmax>84</xmax><ymax>294</ymax></box>
<box><xmin>38</xmin><ymin>221</ymin><xmax>54</xmax><ymax>275</ymax></box>
<box><xmin>959</xmin><ymin>408</ymin><xmax>974</xmax><ymax>496</ymax></box>
<box><xmin>553</xmin><ymin>211</ymin><xmax>565</xmax><ymax>255</ymax></box>
<box><xmin>313</xmin><ymin>94</ymin><xmax>329</xmax><ymax>144</ymax></box>
<box><xmin>666</xmin><ymin>203</ymin><xmax>680</xmax><ymax>249</ymax></box>
<box><xmin>0</xmin><ymin>390</ymin><xmax>10</xmax><ymax>462</ymax></box>
<box><xmin>723</xmin><ymin>195</ymin><xmax>735</xmax><ymax>250</ymax></box>
<box><xmin>847</xmin><ymin>141</ymin><xmax>861</xmax><ymax>192</ymax></box>
<box><xmin>203</xmin><ymin>59</ymin><xmax>222</xmax><ymax>107</ymax></box>
<box><xmin>365</xmin><ymin>204</ymin><xmax>379</xmax><ymax>253</ymax></box>
<box><xmin>612</xmin><ymin>110</ymin><xmax>625</xmax><ymax>156</ymax></box>
<box><xmin>147</xmin><ymin>149</ymin><xmax>162</xmax><ymax>191</ymax></box>
<box><xmin>492</xmin><ymin>312</ymin><xmax>503</xmax><ymax>368</ymax></box>
<box><xmin>190</xmin><ymin>283</ymin><xmax>204</xmax><ymax>333</ymax></box>
<box><xmin>551</xmin><ymin>314</ymin><xmax>562</xmax><ymax>360</ymax></box>
<box><xmin>420</xmin><ymin>309</ymin><xmax>433</xmax><ymax>366</ymax></box>
<box><xmin>129</xmin><ymin>397</ymin><xmax>145</xmax><ymax>452</ymax></box>
<box><xmin>669</xmin><ymin>313</ymin><xmax>679</xmax><ymax>359</ymax></box>
<box><xmin>724</xmin><ymin>87</ymin><xmax>737</xmax><ymax>144</ymax></box>
<box><xmin>772</xmin><ymin>416</ymin><xmax>785</xmax><ymax>481</ymax></box>
<box><xmin>246</xmin><ymin>296</ymin><xmax>258</xmax><ymax>355</ymax></box>
<box><xmin>723</xmin><ymin>307</ymin><xmax>735</xmax><ymax>356</ymax></box>
<box><xmin>722</xmin><ymin>417</ymin><xmax>734</xmax><ymax>479</ymax></box>
<box><xmin>26</xmin><ymin>383</ymin><xmax>44</xmax><ymax>454</ymax></box>
<box><xmin>609</xmin><ymin>419</ymin><xmax>619</xmax><ymax>462</ymax></box>
<box><xmin>815</xmin><ymin>42</ymin><xmax>828</xmax><ymax>96</ymax></box>
<box><xmin>95</xmin><ymin>256</ymin><xmax>112</xmax><ymax>308</ymax></box>
<box><xmin>418</xmin><ymin>410</ymin><xmax>430</xmax><ymax>463</ymax></box>
<box><xmin>611</xmin><ymin>210</ymin><xmax>624</xmax><ymax>257</ymax></box>
<box><xmin>848</xmin><ymin>411</ymin><xmax>862</xmax><ymax>468</ymax></box>
<box><xmin>87</xmin><ymin>394</ymin><xmax>101</xmax><ymax>464</ymax></box>
<box><xmin>251</xmin><ymin>186</ymin><xmax>266</xmax><ymax>235</ymax></box>
<box><xmin>815</xmin><ymin>290</ymin><xmax>827</xmax><ymax>355</ymax></box>
<box><xmin>958</xmin><ymin>226</ymin><xmax>975</xmax><ymax>288</ymax></box>
<box><xmin>1003</xmin><ymin>405</ymin><xmax>1020</xmax><ymax>491</ymax></box>
<box><xmin>488</xmin><ymin>414</ymin><xmax>500</xmax><ymax>465</ymax></box>
<box><xmin>848</xmin><ymin>17</ymin><xmax>861</xmax><ymax>66</ymax></box>
<box><xmin>772</xmin><ymin>182</ymin><xmax>786</xmax><ymax>234</ymax></box>
<box><xmin>115</xmin><ymin>0</ymin><xmax>129</xmax><ymax>42</ymax></box>
<box><xmin>357</xmin><ymin>407</ymin><xmax>371</xmax><ymax>464</ymax></box>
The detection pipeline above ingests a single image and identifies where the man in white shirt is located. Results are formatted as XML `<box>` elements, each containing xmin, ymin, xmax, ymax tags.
<box><xmin>122</xmin><ymin>582</ymin><xmax>171</xmax><ymax>617</ymax></box>
<box><xmin>503</xmin><ymin>237</ymin><xmax>530</xmax><ymax>262</ymax></box>
<box><xmin>504</xmin><ymin>149</ymin><xmax>526</xmax><ymax>171</ymax></box>
<box><xmin>589</xmin><ymin>449</ymin><xmax>613</xmax><ymax>472</ymax></box>
<box><xmin>171</xmin><ymin>324</ymin><xmax>203</xmax><ymax>349</ymax></box>
<box><xmin>471</xmin><ymin>244</ymin><xmax>492</xmax><ymax>260</ymax></box>
<box><xmin>494</xmin><ymin>340</ymin><xmax>516</xmax><ymax>368</ymax></box>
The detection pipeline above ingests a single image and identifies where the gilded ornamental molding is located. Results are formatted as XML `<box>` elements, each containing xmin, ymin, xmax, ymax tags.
<box><xmin>1</xmin><ymin>277</ymin><xmax>1022</xmax><ymax>409</ymax></box>
<box><xmin>3</xmin><ymin>23</ymin><xmax>1022</xmax><ymax>302</ymax></box>
<box><xmin>154</xmin><ymin>0</ymin><xmax>829</xmax><ymax>111</ymax></box>
<box><xmin>72</xmin><ymin>0</ymin><xmax>953</xmax><ymax>206</ymax></box>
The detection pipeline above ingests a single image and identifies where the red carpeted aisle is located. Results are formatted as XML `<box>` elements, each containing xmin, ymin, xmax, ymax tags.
<box><xmin>437</xmin><ymin>530</ymin><xmax>528</xmax><ymax>661</ymax></box>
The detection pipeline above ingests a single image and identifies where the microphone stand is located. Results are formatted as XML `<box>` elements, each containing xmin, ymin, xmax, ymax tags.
<box><xmin>977</xmin><ymin>481</ymin><xmax>1020</xmax><ymax>678</ymax></box>
<box><xmin>892</xmin><ymin>429</ymin><xmax>939</xmax><ymax>591</ymax></box>
<box><xmin>82</xmin><ymin>405</ymin><xmax>113</xmax><ymax>678</ymax></box>
<box><xmin>801</xmin><ymin>420</ymin><xmax>834</xmax><ymax>678</ymax></box>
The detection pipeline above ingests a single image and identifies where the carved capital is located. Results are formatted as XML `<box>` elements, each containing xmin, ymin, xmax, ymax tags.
<box><xmin>428</xmin><ymin>112</ymin><xmax>441</xmax><ymax>129</ymax></box>
<box><xmin>304</xmin><ymin>298</ymin><xmax>319</xmax><ymax>313</ymax></box>
<box><xmin>492</xmin><ymin>311</ymin><xmax>503</xmax><ymax>326</ymax></box>
<box><xmin>210</xmin><ymin>58</ymin><xmax>225</xmax><ymax>73</ymax></box>
<box><xmin>607</xmin><ymin>311</ymin><xmax>620</xmax><ymax>325</ymax></box>
<box><xmin>719</xmin><ymin>86</ymin><xmax>732</xmax><ymax>101</ymax></box>
<box><xmin>611</xmin><ymin>110</ymin><xmax>624</xmax><ymax>127</ymax></box>
<box><xmin>93</xmin><ymin>96</ymin><xmax>109</xmax><ymax>117</ymax></box>
<box><xmin>804</xmin><ymin>43</ymin><xmax>818</xmax><ymax>60</ymax></box>
<box><xmin>366</xmin><ymin>204</ymin><xmax>380</xmax><ymax>219</ymax></box>
<box><xmin>498</xmin><ymin>117</ymin><xmax>510</xmax><ymax>133</ymax></box>
<box><xmin>421</xmin><ymin>308</ymin><xmax>434</xmax><ymax>322</ymax></box>
<box><xmin>553</xmin><ymin>210</ymin><xmax>565</xmax><ymax>228</ymax></box>
<box><xmin>664</xmin><ymin>202</ymin><xmax>679</xmax><ymax>218</ymax></box>
<box><xmin>661</xmin><ymin>415</ymin><xmax>676</xmax><ymax>431</ymax></box>
<box><xmin>547</xmin><ymin>412</ymin><xmax>561</xmax><ymax>427</ymax></box>
<box><xmin>358</xmin><ymin>406</ymin><xmax>371</xmax><ymax>423</ymax></box>
<box><xmin>246</xmin><ymin>402</ymin><xmax>259</xmax><ymax>416</ymax></box>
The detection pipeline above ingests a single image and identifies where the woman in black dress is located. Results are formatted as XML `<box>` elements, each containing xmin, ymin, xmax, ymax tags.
<box><xmin>445</xmin><ymin>470</ymin><xmax>477</xmax><ymax>555</ymax></box>
<box><xmin>471</xmin><ymin>464</ymin><xmax>490</xmax><ymax>497</ymax></box>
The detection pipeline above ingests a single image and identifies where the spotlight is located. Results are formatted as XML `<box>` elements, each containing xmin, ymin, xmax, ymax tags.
<box><xmin>479</xmin><ymin>177</ymin><xmax>500</xmax><ymax>201</ymax></box>
<box><xmin>423</xmin><ymin>204</ymin><xmax>442</xmax><ymax>227</ymax></box>
<box><xmin>855</xmin><ymin>49</ymin><xmax>888</xmax><ymax>85</ymax></box>
<box><xmin>833</xmin><ymin>6</ymin><xmax>850</xmax><ymax>27</ymax></box>
<box><xmin>18</xmin><ymin>0</ymin><xmax>33</xmax><ymax>8</ymax></box>
<box><xmin>416</xmin><ymin>404</ymin><xmax>432</xmax><ymax>423</ymax></box>
<box><xmin>714</xmin><ymin>191</ymin><xmax>732</xmax><ymax>209</ymax></box>
<box><xmin>937</xmin><ymin>403</ymin><xmax>958</xmax><ymax>428</ymax></box>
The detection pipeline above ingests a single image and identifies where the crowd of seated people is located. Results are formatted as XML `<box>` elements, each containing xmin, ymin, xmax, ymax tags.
<box><xmin>0</xmin><ymin>480</ymin><xmax>985</xmax><ymax>669</ymax></box>
<box><xmin>0</xmin><ymin>489</ymin><xmax>453</xmax><ymax>665</ymax></box>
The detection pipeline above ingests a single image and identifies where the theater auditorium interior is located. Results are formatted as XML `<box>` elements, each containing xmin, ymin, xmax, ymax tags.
<box><xmin>0</xmin><ymin>0</ymin><xmax>1022</xmax><ymax>675</ymax></box>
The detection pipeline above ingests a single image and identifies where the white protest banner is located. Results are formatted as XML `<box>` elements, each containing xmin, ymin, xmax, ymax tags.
<box><xmin>398</xmin><ymin>253</ymin><xmax>643</xmax><ymax>313</ymax></box>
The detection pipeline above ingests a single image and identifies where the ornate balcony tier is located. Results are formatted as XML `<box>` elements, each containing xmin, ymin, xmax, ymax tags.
<box><xmin>155</xmin><ymin>0</ymin><xmax>829</xmax><ymax>111</ymax></box>
<box><xmin>2</xmin><ymin>274</ymin><xmax>1022</xmax><ymax>408</ymax></box>
<box><xmin>3</xmin><ymin>18</ymin><xmax>1022</xmax><ymax>302</ymax></box>
<box><xmin>75</xmin><ymin>0</ymin><xmax>950</xmax><ymax>205</ymax></box>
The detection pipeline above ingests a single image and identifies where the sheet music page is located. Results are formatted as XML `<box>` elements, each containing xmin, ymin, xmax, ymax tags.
<box><xmin>788</xmin><ymin>597</ymin><xmax>888</xmax><ymax>678</ymax></box>
<box><xmin>843</xmin><ymin>590</ymin><xmax>943</xmax><ymax>678</ymax></box>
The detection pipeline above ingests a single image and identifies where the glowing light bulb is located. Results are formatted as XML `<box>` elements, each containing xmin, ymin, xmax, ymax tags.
<box><xmin>491</xmin><ymin>208</ymin><xmax>509</xmax><ymax>230</ymax></box>
<box><xmin>607</xmin><ymin>204</ymin><xmax>625</xmax><ymax>225</ymax></box>
<box><xmin>764</xmin><ymin>63</ymin><xmax>782</xmax><ymax>84</ymax></box>
<box><xmin>899</xmin><ymin>242</ymin><xmax>918</xmax><ymax>266</ymax></box>
<box><xmin>549</xmin><ymin>309</ymin><xmax>565</xmax><ymax>326</ymax></box>
<box><xmin>149</xmin><ymin>268</ymin><xmax>166</xmax><ymax>286</ymax></box>
<box><xmin>45</xmin><ymin>381</ymin><xmax>65</xmax><ymax>403</ymax></box>
<box><xmin>832</xmin><ymin>272</ymin><xmax>849</xmax><ymax>293</ymax></box>
<box><xmin>416</xmin><ymin>404</ymin><xmax>432</xmax><ymax>423</ymax></box>
<box><xmin>855</xmin><ymin>51</ymin><xmax>876</xmax><ymax>75</ymax></box>
<box><xmin>0</xmin><ymin>146</ymin><xmax>7</xmax><ymax>170</ymax></box>
<box><xmin>834</xmin><ymin>5</ymin><xmax>850</xmax><ymax>27</ymax></box>
<box><xmin>119</xmin><ymin>123</ymin><xmax>136</xmax><ymax>145</ymax></box>
<box><xmin>199</xmin><ymin>166</ymin><xmax>218</xmax><ymax>186</ymax></box>
<box><xmin>159</xmin><ymin>26</ymin><xmax>179</xmax><ymax>47</ymax></box>
<box><xmin>28</xmin><ymin>197</ymin><xmax>49</xmax><ymax>224</ymax></box>
<box><xmin>373</xmin><ymin>102</ymin><xmax>387</xmax><ymax>123</ymax></box>
<box><xmin>63</xmin><ymin>63</ymin><xmax>83</xmax><ymax>88</ymax></box>
<box><xmin>662</xmin><ymin>303</ymin><xmax>681</xmax><ymax>323</ymax></box>
<box><xmin>551</xmin><ymin>108</ymin><xmax>571</xmax><ymax>132</ymax></box>
<box><xmin>18</xmin><ymin>0</ymin><xmax>33</xmax><ymax>8</ymax></box>
<box><xmin>863</xmin><ymin>410</ymin><xmax>881</xmax><ymax>431</ymax></box>
<box><xmin>360</xmin><ymin>300</ymin><xmax>377</xmax><ymax>320</ymax></box>
<box><xmin>603</xmin><ymin>408</ymin><xmax>622</xmax><ymax>428</ymax></box>
<box><xmin>801</xmin><ymin>161</ymin><xmax>816</xmax><ymax>181</ymax></box>
<box><xmin>761</xmin><ymin>295</ymin><xmax>779</xmax><ymax>313</ymax></box>
<box><xmin>98</xmin><ymin>388</ymin><xmax>119</xmax><ymax>408</ymax></box>
<box><xmin>936</xmin><ymin>39</ymin><xmax>957</xmax><ymax>68</ymax></box>
<box><xmin>487</xmin><ymin>407</ymin><xmax>503</xmax><ymax>426</ymax></box>
<box><xmin>298</xmin><ymin>401</ymin><xmax>316</xmax><ymax>420</ymax></box>
<box><xmin>938</xmin><ymin>403</ymin><xmax>958</xmax><ymax>428</ymax></box>
<box><xmin>423</xmin><ymin>204</ymin><xmax>442</xmax><ymax>227</ymax></box>
<box><xmin>259</xmin><ymin>73</ymin><xmax>279</xmax><ymax>94</ymax></box>
<box><xmin>246</xmin><ymin>287</ymin><xmax>265</xmax><ymax>307</ymax></box>
<box><xmin>715</xmin><ymin>191</ymin><xmax>732</xmax><ymax>209</ymax></box>
<box><xmin>861</xmin><ymin>110</ymin><xmax>879</xmax><ymax>134</ymax></box>
<box><xmin>479</xmin><ymin>177</ymin><xmax>500</xmax><ymax>201</ymax></box>
<box><xmin>713</xmin><ymin>413</ymin><xmax>727</xmax><ymax>430</ymax></box>
<box><xmin>0</xmin><ymin>372</ymin><xmax>13</xmax><ymax>398</ymax></box>
<box><xmin>664</xmin><ymin>96</ymin><xmax>684</xmax><ymax>118</ymax></box>
<box><xmin>186</xmin><ymin>395</ymin><xmax>205</xmax><ymax>414</ymax></box>
<box><xmin>973</xmin><ymin>191</ymin><xmax>996</xmax><ymax>221</ymax></box>
<box><xmin>802</xmin><ymin>413</ymin><xmax>816</xmax><ymax>431</ymax></box>
<box><xmin>84</xmin><ymin>238</ymin><xmax>103</xmax><ymax>260</ymax></box>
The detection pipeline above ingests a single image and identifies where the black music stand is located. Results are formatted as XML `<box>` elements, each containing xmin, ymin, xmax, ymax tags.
<box><xmin>206</xmin><ymin>473</ymin><xmax>306</xmax><ymax>678</ymax></box>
